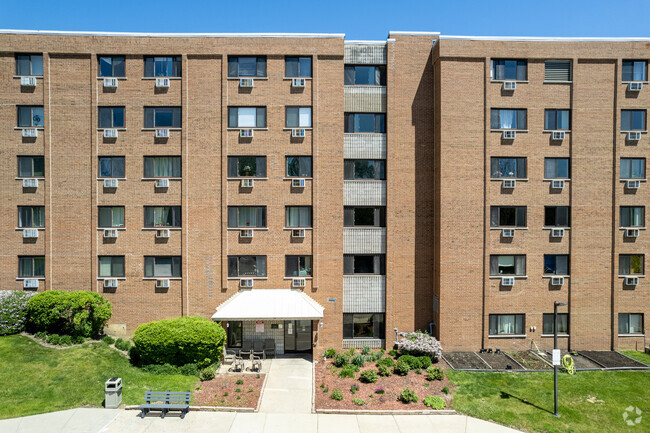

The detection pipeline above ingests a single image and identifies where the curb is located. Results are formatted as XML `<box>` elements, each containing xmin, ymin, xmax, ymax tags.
<box><xmin>125</xmin><ymin>405</ymin><xmax>256</xmax><ymax>413</ymax></box>
<box><xmin>315</xmin><ymin>409</ymin><xmax>457</xmax><ymax>415</ymax></box>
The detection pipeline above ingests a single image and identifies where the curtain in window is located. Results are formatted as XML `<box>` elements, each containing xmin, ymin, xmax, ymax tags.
<box><xmin>629</xmin><ymin>314</ymin><xmax>643</xmax><ymax>333</ymax></box>
<box><xmin>556</xmin><ymin>255</ymin><xmax>569</xmax><ymax>275</ymax></box>
<box><xmin>515</xmin><ymin>256</ymin><xmax>525</xmax><ymax>275</ymax></box>
<box><xmin>238</xmin><ymin>207</ymin><xmax>257</xmax><ymax>227</ymax></box>
<box><xmin>633</xmin><ymin>62</ymin><xmax>646</xmax><ymax>81</ymax></box>
<box><xmin>99</xmin><ymin>257</ymin><xmax>113</xmax><ymax>277</ymax></box>
<box><xmin>31</xmin><ymin>207</ymin><xmax>44</xmax><ymax>227</ymax></box>
<box><xmin>499</xmin><ymin>158</ymin><xmax>517</xmax><ymax>178</ymax></box>
<box><xmin>558</xmin><ymin>110</ymin><xmax>570</xmax><ymax>129</ymax></box>
<box><xmin>621</xmin><ymin>159</ymin><xmax>645</xmax><ymax>179</ymax></box>
<box><xmin>498</xmin><ymin>256</ymin><xmax>515</xmax><ymax>274</ymax></box>
<box><xmin>286</xmin><ymin>107</ymin><xmax>299</xmax><ymax>127</ymax></box>
<box><xmin>499</xmin><ymin>110</ymin><xmax>515</xmax><ymax>129</ymax></box>
<box><xmin>237</xmin><ymin>108</ymin><xmax>256</xmax><ymax>127</ymax></box>
<box><xmin>630</xmin><ymin>208</ymin><xmax>644</xmax><ymax>226</ymax></box>
<box><xmin>499</xmin><ymin>315</ymin><xmax>515</xmax><ymax>334</ymax></box>
<box><xmin>112</xmin><ymin>207</ymin><xmax>124</xmax><ymax>227</ymax></box>
<box><xmin>299</xmin><ymin>108</ymin><xmax>312</xmax><ymax>127</ymax></box>
<box><xmin>490</xmin><ymin>207</ymin><xmax>499</xmax><ymax>227</ymax></box>
<box><xmin>286</xmin><ymin>207</ymin><xmax>311</xmax><ymax>227</ymax></box>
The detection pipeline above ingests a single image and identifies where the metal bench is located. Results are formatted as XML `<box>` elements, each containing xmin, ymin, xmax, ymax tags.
<box><xmin>138</xmin><ymin>390</ymin><xmax>191</xmax><ymax>419</ymax></box>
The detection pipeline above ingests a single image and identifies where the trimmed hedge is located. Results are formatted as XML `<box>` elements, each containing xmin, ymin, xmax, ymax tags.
<box><xmin>27</xmin><ymin>291</ymin><xmax>112</xmax><ymax>337</ymax></box>
<box><xmin>0</xmin><ymin>291</ymin><xmax>34</xmax><ymax>335</ymax></box>
<box><xmin>132</xmin><ymin>316</ymin><xmax>226</xmax><ymax>367</ymax></box>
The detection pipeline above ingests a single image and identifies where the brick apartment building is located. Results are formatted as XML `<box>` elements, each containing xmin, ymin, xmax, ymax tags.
<box><xmin>0</xmin><ymin>29</ymin><xmax>647</xmax><ymax>353</ymax></box>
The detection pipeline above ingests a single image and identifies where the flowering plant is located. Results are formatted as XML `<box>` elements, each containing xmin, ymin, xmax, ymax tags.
<box><xmin>396</xmin><ymin>331</ymin><xmax>443</xmax><ymax>361</ymax></box>
<box><xmin>374</xmin><ymin>386</ymin><xmax>385</xmax><ymax>394</ymax></box>
<box><xmin>0</xmin><ymin>290</ymin><xmax>35</xmax><ymax>335</ymax></box>
<box><xmin>242</xmin><ymin>166</ymin><xmax>252</xmax><ymax>172</ymax></box>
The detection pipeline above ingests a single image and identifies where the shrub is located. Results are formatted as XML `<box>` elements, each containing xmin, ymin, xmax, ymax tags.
<box><xmin>388</xmin><ymin>349</ymin><xmax>399</xmax><ymax>357</ymax></box>
<box><xmin>59</xmin><ymin>335</ymin><xmax>73</xmax><ymax>346</ymax></box>
<box><xmin>248</xmin><ymin>388</ymin><xmax>253</xmax><ymax>393</ymax></box>
<box><xmin>0</xmin><ymin>291</ymin><xmax>35</xmax><ymax>335</ymax></box>
<box><xmin>377</xmin><ymin>357</ymin><xmax>395</xmax><ymax>368</ymax></box>
<box><xmin>331</xmin><ymin>389</ymin><xmax>343</xmax><ymax>401</ymax></box>
<box><xmin>426</xmin><ymin>366</ymin><xmax>444</xmax><ymax>381</ymax></box>
<box><xmin>199</xmin><ymin>367</ymin><xmax>215</xmax><ymax>381</ymax></box>
<box><xmin>364</xmin><ymin>351</ymin><xmax>382</xmax><ymax>363</ymax></box>
<box><xmin>102</xmin><ymin>335</ymin><xmax>116</xmax><ymax>345</ymax></box>
<box><xmin>396</xmin><ymin>331</ymin><xmax>442</xmax><ymax>361</ymax></box>
<box><xmin>143</xmin><ymin>363</ymin><xmax>179</xmax><ymax>375</ymax></box>
<box><xmin>114</xmin><ymin>338</ymin><xmax>132</xmax><ymax>351</ymax></box>
<box><xmin>132</xmin><ymin>316</ymin><xmax>226</xmax><ymax>366</ymax></box>
<box><xmin>351</xmin><ymin>354</ymin><xmax>365</xmax><ymax>367</ymax></box>
<box><xmin>236</xmin><ymin>379</ymin><xmax>244</xmax><ymax>385</ymax></box>
<box><xmin>374</xmin><ymin>386</ymin><xmax>385</xmax><ymax>394</ymax></box>
<box><xmin>71</xmin><ymin>335</ymin><xmax>85</xmax><ymax>344</ymax></box>
<box><xmin>352</xmin><ymin>398</ymin><xmax>365</xmax><ymax>406</ymax></box>
<box><xmin>423</xmin><ymin>395</ymin><xmax>446</xmax><ymax>410</ymax></box>
<box><xmin>361</xmin><ymin>346</ymin><xmax>371</xmax><ymax>355</ymax></box>
<box><xmin>377</xmin><ymin>365</ymin><xmax>391</xmax><ymax>377</ymax></box>
<box><xmin>333</xmin><ymin>353</ymin><xmax>349</xmax><ymax>368</ymax></box>
<box><xmin>359</xmin><ymin>369</ymin><xmax>378</xmax><ymax>383</ymax></box>
<box><xmin>398</xmin><ymin>355</ymin><xmax>419</xmax><ymax>370</ymax></box>
<box><xmin>27</xmin><ymin>291</ymin><xmax>112</xmax><ymax>338</ymax></box>
<box><xmin>347</xmin><ymin>348</ymin><xmax>356</xmax><ymax>356</ymax></box>
<box><xmin>398</xmin><ymin>387</ymin><xmax>419</xmax><ymax>404</ymax></box>
<box><xmin>417</xmin><ymin>356</ymin><xmax>432</xmax><ymax>370</ymax></box>
<box><xmin>179</xmin><ymin>364</ymin><xmax>199</xmax><ymax>376</ymax></box>
<box><xmin>235</xmin><ymin>388</ymin><xmax>241</xmax><ymax>393</ymax></box>
<box><xmin>442</xmin><ymin>386</ymin><xmax>450</xmax><ymax>394</ymax></box>
<box><xmin>350</xmin><ymin>384</ymin><xmax>359</xmax><ymax>394</ymax></box>
<box><xmin>339</xmin><ymin>365</ymin><xmax>357</xmax><ymax>378</ymax></box>
<box><xmin>394</xmin><ymin>360</ymin><xmax>410</xmax><ymax>376</ymax></box>
<box><xmin>324</xmin><ymin>348</ymin><xmax>337</xmax><ymax>358</ymax></box>
<box><xmin>46</xmin><ymin>334</ymin><xmax>60</xmax><ymax>345</ymax></box>
<box><xmin>34</xmin><ymin>331</ymin><xmax>47</xmax><ymax>339</ymax></box>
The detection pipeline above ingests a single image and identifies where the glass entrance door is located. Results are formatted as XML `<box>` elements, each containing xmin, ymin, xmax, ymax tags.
<box><xmin>284</xmin><ymin>320</ymin><xmax>312</xmax><ymax>352</ymax></box>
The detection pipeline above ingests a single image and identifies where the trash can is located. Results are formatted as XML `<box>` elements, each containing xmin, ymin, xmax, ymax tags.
<box><xmin>105</xmin><ymin>377</ymin><xmax>122</xmax><ymax>409</ymax></box>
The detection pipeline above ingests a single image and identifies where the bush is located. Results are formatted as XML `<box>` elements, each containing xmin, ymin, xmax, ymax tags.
<box><xmin>350</xmin><ymin>384</ymin><xmax>359</xmax><ymax>394</ymax></box>
<box><xmin>143</xmin><ymin>363</ymin><xmax>180</xmax><ymax>375</ymax></box>
<box><xmin>377</xmin><ymin>365</ymin><xmax>392</xmax><ymax>377</ymax></box>
<box><xmin>72</xmin><ymin>335</ymin><xmax>85</xmax><ymax>344</ymax></box>
<box><xmin>351</xmin><ymin>354</ymin><xmax>365</xmax><ymax>367</ymax></box>
<box><xmin>46</xmin><ymin>334</ymin><xmax>60</xmax><ymax>345</ymax></box>
<box><xmin>59</xmin><ymin>335</ymin><xmax>73</xmax><ymax>346</ymax></box>
<box><xmin>398</xmin><ymin>355</ymin><xmax>419</xmax><ymax>370</ymax></box>
<box><xmin>114</xmin><ymin>338</ymin><xmax>132</xmax><ymax>351</ymax></box>
<box><xmin>133</xmin><ymin>316</ymin><xmax>226</xmax><ymax>366</ymax></box>
<box><xmin>199</xmin><ymin>367</ymin><xmax>215</xmax><ymax>381</ymax></box>
<box><xmin>324</xmin><ymin>348</ymin><xmax>337</xmax><ymax>358</ymax></box>
<box><xmin>361</xmin><ymin>346</ymin><xmax>371</xmax><ymax>355</ymax></box>
<box><xmin>388</xmin><ymin>349</ymin><xmax>399</xmax><ymax>357</ymax></box>
<box><xmin>441</xmin><ymin>386</ymin><xmax>450</xmax><ymax>394</ymax></box>
<box><xmin>398</xmin><ymin>387</ymin><xmax>419</xmax><ymax>403</ymax></box>
<box><xmin>0</xmin><ymin>291</ymin><xmax>35</xmax><ymax>335</ymax></box>
<box><xmin>236</xmin><ymin>379</ymin><xmax>244</xmax><ymax>385</ymax></box>
<box><xmin>352</xmin><ymin>398</ymin><xmax>365</xmax><ymax>406</ymax></box>
<box><xmin>426</xmin><ymin>366</ymin><xmax>444</xmax><ymax>381</ymax></box>
<box><xmin>394</xmin><ymin>360</ymin><xmax>410</xmax><ymax>376</ymax></box>
<box><xmin>333</xmin><ymin>353</ymin><xmax>349</xmax><ymax>368</ymax></box>
<box><xmin>396</xmin><ymin>331</ymin><xmax>442</xmax><ymax>361</ymax></box>
<box><xmin>102</xmin><ymin>335</ymin><xmax>116</xmax><ymax>345</ymax></box>
<box><xmin>359</xmin><ymin>369</ymin><xmax>378</xmax><ymax>383</ymax></box>
<box><xmin>423</xmin><ymin>395</ymin><xmax>446</xmax><ymax>410</ymax></box>
<box><xmin>417</xmin><ymin>356</ymin><xmax>432</xmax><ymax>370</ymax></box>
<box><xmin>347</xmin><ymin>348</ymin><xmax>356</xmax><ymax>356</ymax></box>
<box><xmin>374</xmin><ymin>386</ymin><xmax>385</xmax><ymax>394</ymax></box>
<box><xmin>179</xmin><ymin>364</ymin><xmax>199</xmax><ymax>376</ymax></box>
<box><xmin>377</xmin><ymin>357</ymin><xmax>395</xmax><ymax>368</ymax></box>
<box><xmin>34</xmin><ymin>331</ymin><xmax>47</xmax><ymax>339</ymax></box>
<box><xmin>331</xmin><ymin>389</ymin><xmax>343</xmax><ymax>401</ymax></box>
<box><xmin>339</xmin><ymin>365</ymin><xmax>357</xmax><ymax>378</ymax></box>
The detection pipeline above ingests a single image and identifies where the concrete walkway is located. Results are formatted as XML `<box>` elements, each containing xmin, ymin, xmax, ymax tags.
<box><xmin>258</xmin><ymin>355</ymin><xmax>312</xmax><ymax>413</ymax></box>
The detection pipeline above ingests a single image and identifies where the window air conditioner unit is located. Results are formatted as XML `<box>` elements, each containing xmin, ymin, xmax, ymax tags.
<box><xmin>240</xmin><ymin>179</ymin><xmax>254</xmax><ymax>188</ymax></box>
<box><xmin>103</xmin><ymin>179</ymin><xmax>118</xmax><ymax>188</ymax></box>
<box><xmin>292</xmin><ymin>178</ymin><xmax>306</xmax><ymax>188</ymax></box>
<box><xmin>292</xmin><ymin>278</ymin><xmax>306</xmax><ymax>288</ymax></box>
<box><xmin>22</xmin><ymin>178</ymin><xmax>38</xmax><ymax>188</ymax></box>
<box><xmin>625</xmin><ymin>277</ymin><xmax>639</xmax><ymax>286</ymax></box>
<box><xmin>292</xmin><ymin>128</ymin><xmax>306</xmax><ymax>138</ymax></box>
<box><xmin>155</xmin><ymin>78</ymin><xmax>170</xmax><ymax>88</ymax></box>
<box><xmin>291</xmin><ymin>78</ymin><xmax>306</xmax><ymax>87</ymax></box>
<box><xmin>502</xmin><ymin>179</ymin><xmax>516</xmax><ymax>188</ymax></box>
<box><xmin>22</xmin><ymin>128</ymin><xmax>38</xmax><ymax>138</ymax></box>
<box><xmin>501</xmin><ymin>229</ymin><xmax>515</xmax><ymax>237</ymax></box>
<box><xmin>155</xmin><ymin>128</ymin><xmax>170</xmax><ymax>138</ymax></box>
<box><xmin>23</xmin><ymin>279</ymin><xmax>39</xmax><ymax>289</ymax></box>
<box><xmin>156</xmin><ymin>279</ymin><xmax>170</xmax><ymax>289</ymax></box>
<box><xmin>551</xmin><ymin>131</ymin><xmax>565</xmax><ymax>140</ymax></box>
<box><xmin>156</xmin><ymin>229</ymin><xmax>170</xmax><ymax>238</ymax></box>
<box><xmin>551</xmin><ymin>228</ymin><xmax>565</xmax><ymax>238</ymax></box>
<box><xmin>502</xmin><ymin>81</ymin><xmax>516</xmax><ymax>90</ymax></box>
<box><xmin>502</xmin><ymin>130</ymin><xmax>516</xmax><ymax>139</ymax></box>
<box><xmin>103</xmin><ymin>128</ymin><xmax>118</xmax><ymax>138</ymax></box>
<box><xmin>155</xmin><ymin>179</ymin><xmax>170</xmax><ymax>188</ymax></box>
<box><xmin>103</xmin><ymin>229</ymin><xmax>118</xmax><ymax>238</ymax></box>
<box><xmin>501</xmin><ymin>277</ymin><xmax>515</xmax><ymax>286</ymax></box>
<box><xmin>21</xmin><ymin>76</ymin><xmax>37</xmax><ymax>86</ymax></box>
<box><xmin>626</xmin><ymin>180</ymin><xmax>641</xmax><ymax>189</ymax></box>
<box><xmin>292</xmin><ymin>229</ymin><xmax>306</xmax><ymax>238</ymax></box>
<box><xmin>240</xmin><ymin>229</ymin><xmax>254</xmax><ymax>238</ymax></box>
<box><xmin>627</xmin><ymin>131</ymin><xmax>641</xmax><ymax>141</ymax></box>
<box><xmin>240</xmin><ymin>279</ymin><xmax>254</xmax><ymax>288</ymax></box>
<box><xmin>625</xmin><ymin>228</ymin><xmax>640</xmax><ymax>238</ymax></box>
<box><xmin>551</xmin><ymin>180</ymin><xmax>565</xmax><ymax>189</ymax></box>
<box><xmin>103</xmin><ymin>78</ymin><xmax>118</xmax><ymax>88</ymax></box>
<box><xmin>240</xmin><ymin>129</ymin><xmax>254</xmax><ymax>138</ymax></box>
<box><xmin>103</xmin><ymin>279</ymin><xmax>118</xmax><ymax>288</ymax></box>
<box><xmin>239</xmin><ymin>78</ymin><xmax>254</xmax><ymax>87</ymax></box>
<box><xmin>22</xmin><ymin>229</ymin><xmax>38</xmax><ymax>239</ymax></box>
<box><xmin>628</xmin><ymin>82</ymin><xmax>643</xmax><ymax>91</ymax></box>
<box><xmin>551</xmin><ymin>276</ymin><xmax>565</xmax><ymax>286</ymax></box>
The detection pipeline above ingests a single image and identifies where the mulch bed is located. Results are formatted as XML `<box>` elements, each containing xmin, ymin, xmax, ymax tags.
<box><xmin>543</xmin><ymin>351</ymin><xmax>602</xmax><ymax>369</ymax></box>
<box><xmin>443</xmin><ymin>352</ymin><xmax>489</xmax><ymax>370</ymax></box>
<box><xmin>477</xmin><ymin>352</ymin><xmax>523</xmax><ymax>370</ymax></box>
<box><xmin>192</xmin><ymin>373</ymin><xmax>265</xmax><ymax>408</ymax></box>
<box><xmin>579</xmin><ymin>351</ymin><xmax>649</xmax><ymax>368</ymax></box>
<box><xmin>507</xmin><ymin>351</ymin><xmax>552</xmax><ymax>370</ymax></box>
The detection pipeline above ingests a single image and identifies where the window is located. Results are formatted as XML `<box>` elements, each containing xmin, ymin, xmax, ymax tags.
<box><xmin>285</xmin><ymin>255</ymin><xmax>313</xmax><ymax>277</ymax></box>
<box><xmin>544</xmin><ymin>60</ymin><xmax>571</xmax><ymax>82</ymax></box>
<box><xmin>98</xmin><ymin>56</ymin><xmax>125</xmax><ymax>77</ymax></box>
<box><xmin>344</xmin><ymin>207</ymin><xmax>386</xmax><ymax>227</ymax></box>
<box><xmin>489</xmin><ymin>314</ymin><xmax>525</xmax><ymax>335</ymax></box>
<box><xmin>344</xmin><ymin>113</ymin><xmax>386</xmax><ymax>133</ymax></box>
<box><xmin>144</xmin><ymin>206</ymin><xmax>182</xmax><ymax>228</ymax></box>
<box><xmin>19</xmin><ymin>256</ymin><xmax>45</xmax><ymax>278</ymax></box>
<box><xmin>490</xmin><ymin>157</ymin><xmax>526</xmax><ymax>178</ymax></box>
<box><xmin>144</xmin><ymin>56</ymin><xmax>181</xmax><ymax>77</ymax></box>
<box><xmin>621</xmin><ymin>110</ymin><xmax>646</xmax><ymax>131</ymax></box>
<box><xmin>144</xmin><ymin>256</ymin><xmax>181</xmax><ymax>277</ymax></box>
<box><xmin>98</xmin><ymin>157</ymin><xmax>125</xmax><ymax>178</ymax></box>
<box><xmin>285</xmin><ymin>206</ymin><xmax>312</xmax><ymax>228</ymax></box>
<box><xmin>286</xmin><ymin>156</ymin><xmax>312</xmax><ymax>177</ymax></box>
<box><xmin>98</xmin><ymin>256</ymin><xmax>125</xmax><ymax>278</ymax></box>
<box><xmin>227</xmin><ymin>256</ymin><xmax>267</xmax><ymax>277</ymax></box>
<box><xmin>545</xmin><ymin>207</ymin><xmax>571</xmax><ymax>227</ymax></box>
<box><xmin>144</xmin><ymin>107</ymin><xmax>181</xmax><ymax>128</ymax></box>
<box><xmin>227</xmin><ymin>321</ymin><xmax>243</xmax><ymax>348</ymax></box>
<box><xmin>489</xmin><ymin>255</ymin><xmax>526</xmax><ymax>276</ymax></box>
<box><xmin>98</xmin><ymin>207</ymin><xmax>125</xmax><ymax>228</ymax></box>
<box><xmin>17</xmin><ymin>106</ymin><xmax>44</xmax><ymax>127</ymax></box>
<box><xmin>18</xmin><ymin>156</ymin><xmax>44</xmax><ymax>177</ymax></box>
<box><xmin>490</xmin><ymin>206</ymin><xmax>526</xmax><ymax>228</ymax></box>
<box><xmin>227</xmin><ymin>156</ymin><xmax>267</xmax><ymax>178</ymax></box>
<box><xmin>285</xmin><ymin>57</ymin><xmax>311</xmax><ymax>77</ymax></box>
<box><xmin>228</xmin><ymin>107</ymin><xmax>266</xmax><ymax>128</ymax></box>
<box><xmin>144</xmin><ymin>156</ymin><xmax>181</xmax><ymax>178</ymax></box>
<box><xmin>285</xmin><ymin>107</ymin><xmax>312</xmax><ymax>128</ymax></box>
<box><xmin>619</xmin><ymin>254</ymin><xmax>644</xmax><ymax>275</ymax></box>
<box><xmin>343</xmin><ymin>314</ymin><xmax>385</xmax><ymax>339</ymax></box>
<box><xmin>544</xmin><ymin>255</ymin><xmax>570</xmax><ymax>275</ymax></box>
<box><xmin>228</xmin><ymin>56</ymin><xmax>266</xmax><ymax>78</ymax></box>
<box><xmin>544</xmin><ymin>109</ymin><xmax>571</xmax><ymax>130</ymax></box>
<box><xmin>98</xmin><ymin>107</ymin><xmax>125</xmax><ymax>128</ymax></box>
<box><xmin>491</xmin><ymin>59</ymin><xmax>527</xmax><ymax>81</ymax></box>
<box><xmin>344</xmin><ymin>65</ymin><xmax>386</xmax><ymax>85</ymax></box>
<box><xmin>620</xmin><ymin>207</ymin><xmax>644</xmax><ymax>227</ymax></box>
<box><xmin>620</xmin><ymin>158</ymin><xmax>645</xmax><ymax>179</ymax></box>
<box><xmin>344</xmin><ymin>160</ymin><xmax>386</xmax><ymax>180</ymax></box>
<box><xmin>622</xmin><ymin>60</ymin><xmax>647</xmax><ymax>82</ymax></box>
<box><xmin>543</xmin><ymin>313</ymin><xmax>569</xmax><ymax>335</ymax></box>
<box><xmin>544</xmin><ymin>158</ymin><xmax>570</xmax><ymax>179</ymax></box>
<box><xmin>16</xmin><ymin>54</ymin><xmax>43</xmax><ymax>76</ymax></box>
<box><xmin>344</xmin><ymin>255</ymin><xmax>385</xmax><ymax>275</ymax></box>
<box><xmin>228</xmin><ymin>207</ymin><xmax>266</xmax><ymax>228</ymax></box>
<box><xmin>618</xmin><ymin>313</ymin><xmax>644</xmax><ymax>334</ymax></box>
<box><xmin>490</xmin><ymin>109</ymin><xmax>527</xmax><ymax>130</ymax></box>
<box><xmin>18</xmin><ymin>206</ymin><xmax>44</xmax><ymax>228</ymax></box>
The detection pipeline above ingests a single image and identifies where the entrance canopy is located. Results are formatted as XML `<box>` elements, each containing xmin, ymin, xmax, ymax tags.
<box><xmin>211</xmin><ymin>289</ymin><xmax>324</xmax><ymax>321</ymax></box>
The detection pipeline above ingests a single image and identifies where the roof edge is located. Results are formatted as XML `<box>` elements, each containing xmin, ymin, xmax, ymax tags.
<box><xmin>389</xmin><ymin>31</ymin><xmax>441</xmax><ymax>36</ymax></box>
<box><xmin>440</xmin><ymin>35</ymin><xmax>650</xmax><ymax>42</ymax></box>
<box><xmin>345</xmin><ymin>40</ymin><xmax>387</xmax><ymax>45</ymax></box>
<box><xmin>0</xmin><ymin>29</ymin><xmax>345</xmax><ymax>38</ymax></box>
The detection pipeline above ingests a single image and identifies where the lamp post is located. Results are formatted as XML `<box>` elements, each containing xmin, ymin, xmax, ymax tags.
<box><xmin>553</xmin><ymin>301</ymin><xmax>568</xmax><ymax>417</ymax></box>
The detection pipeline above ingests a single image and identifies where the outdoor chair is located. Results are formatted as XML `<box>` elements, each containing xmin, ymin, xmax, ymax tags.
<box><xmin>229</xmin><ymin>355</ymin><xmax>244</xmax><ymax>372</ymax></box>
<box><xmin>240</xmin><ymin>341</ymin><xmax>253</xmax><ymax>358</ymax></box>
<box><xmin>223</xmin><ymin>348</ymin><xmax>237</xmax><ymax>365</ymax></box>
<box><xmin>264</xmin><ymin>339</ymin><xmax>276</xmax><ymax>358</ymax></box>
<box><xmin>252</xmin><ymin>340</ymin><xmax>265</xmax><ymax>360</ymax></box>
<box><xmin>250</xmin><ymin>354</ymin><xmax>262</xmax><ymax>372</ymax></box>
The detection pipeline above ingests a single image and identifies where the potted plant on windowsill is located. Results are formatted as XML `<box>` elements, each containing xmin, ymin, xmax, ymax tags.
<box><xmin>242</xmin><ymin>166</ymin><xmax>252</xmax><ymax>177</ymax></box>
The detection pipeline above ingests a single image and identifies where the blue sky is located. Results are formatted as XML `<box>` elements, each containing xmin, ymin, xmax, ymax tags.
<box><xmin>2</xmin><ymin>0</ymin><xmax>650</xmax><ymax>40</ymax></box>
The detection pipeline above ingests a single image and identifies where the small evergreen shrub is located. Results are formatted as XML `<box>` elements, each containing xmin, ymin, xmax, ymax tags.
<box><xmin>0</xmin><ymin>290</ymin><xmax>34</xmax><ymax>335</ymax></box>
<box><xmin>388</xmin><ymin>349</ymin><xmax>399</xmax><ymax>357</ymax></box>
<box><xmin>199</xmin><ymin>367</ymin><xmax>215</xmax><ymax>381</ymax></box>
<box><xmin>359</xmin><ymin>369</ymin><xmax>378</xmax><ymax>383</ymax></box>
<box><xmin>377</xmin><ymin>365</ymin><xmax>392</xmax><ymax>377</ymax></box>
<box><xmin>352</xmin><ymin>398</ymin><xmax>365</xmax><ymax>406</ymax></box>
<box><xmin>324</xmin><ymin>348</ymin><xmax>337</xmax><ymax>358</ymax></box>
<box><xmin>442</xmin><ymin>386</ymin><xmax>450</xmax><ymax>394</ymax></box>
<box><xmin>417</xmin><ymin>356</ymin><xmax>432</xmax><ymax>370</ymax></box>
<box><xmin>102</xmin><ymin>335</ymin><xmax>116</xmax><ymax>345</ymax></box>
<box><xmin>351</xmin><ymin>354</ymin><xmax>365</xmax><ymax>367</ymax></box>
<box><xmin>333</xmin><ymin>353</ymin><xmax>349</xmax><ymax>368</ymax></box>
<box><xmin>331</xmin><ymin>389</ymin><xmax>343</xmax><ymax>401</ymax></box>
<box><xmin>397</xmin><ymin>355</ymin><xmax>419</xmax><ymax>370</ymax></box>
<box><xmin>398</xmin><ymin>387</ymin><xmax>419</xmax><ymax>403</ymax></box>
<box><xmin>396</xmin><ymin>331</ymin><xmax>442</xmax><ymax>361</ymax></box>
<box><xmin>426</xmin><ymin>366</ymin><xmax>444</xmax><ymax>381</ymax></box>
<box><xmin>114</xmin><ymin>338</ymin><xmax>132</xmax><ymax>351</ymax></box>
<box><xmin>339</xmin><ymin>365</ymin><xmax>357</xmax><ymax>378</ymax></box>
<box><xmin>377</xmin><ymin>357</ymin><xmax>395</xmax><ymax>368</ymax></box>
<box><xmin>423</xmin><ymin>395</ymin><xmax>446</xmax><ymax>410</ymax></box>
<box><xmin>393</xmin><ymin>360</ymin><xmax>410</xmax><ymax>376</ymax></box>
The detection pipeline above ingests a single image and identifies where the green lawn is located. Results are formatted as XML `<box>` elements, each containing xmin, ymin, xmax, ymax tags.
<box><xmin>620</xmin><ymin>350</ymin><xmax>650</xmax><ymax>366</ymax></box>
<box><xmin>0</xmin><ymin>335</ymin><xmax>198</xmax><ymax>420</ymax></box>
<box><xmin>448</xmin><ymin>357</ymin><xmax>650</xmax><ymax>433</ymax></box>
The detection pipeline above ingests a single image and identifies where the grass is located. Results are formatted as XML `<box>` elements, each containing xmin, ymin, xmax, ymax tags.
<box><xmin>620</xmin><ymin>350</ymin><xmax>650</xmax><ymax>366</ymax></box>
<box><xmin>448</xmin><ymin>360</ymin><xmax>650</xmax><ymax>433</ymax></box>
<box><xmin>0</xmin><ymin>335</ymin><xmax>198</xmax><ymax>420</ymax></box>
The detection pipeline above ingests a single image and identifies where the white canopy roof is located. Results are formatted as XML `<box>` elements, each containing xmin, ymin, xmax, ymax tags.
<box><xmin>211</xmin><ymin>289</ymin><xmax>324</xmax><ymax>321</ymax></box>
